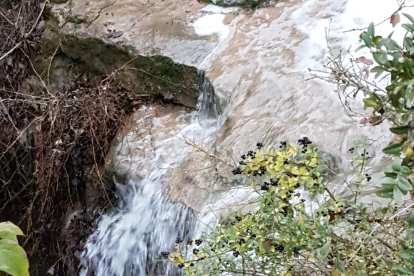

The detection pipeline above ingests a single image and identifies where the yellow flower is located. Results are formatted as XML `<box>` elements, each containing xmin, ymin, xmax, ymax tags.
<box><xmin>288</xmin><ymin>143</ymin><xmax>299</xmax><ymax>154</ymax></box>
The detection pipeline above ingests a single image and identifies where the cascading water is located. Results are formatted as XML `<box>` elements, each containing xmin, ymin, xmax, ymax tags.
<box><xmin>79</xmin><ymin>75</ymin><xmax>218</xmax><ymax>276</ymax></box>
<box><xmin>78</xmin><ymin>0</ymin><xmax>414</xmax><ymax>275</ymax></box>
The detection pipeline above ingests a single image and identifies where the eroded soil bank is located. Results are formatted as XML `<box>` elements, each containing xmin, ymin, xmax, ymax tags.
<box><xmin>0</xmin><ymin>2</ymin><xmax>207</xmax><ymax>274</ymax></box>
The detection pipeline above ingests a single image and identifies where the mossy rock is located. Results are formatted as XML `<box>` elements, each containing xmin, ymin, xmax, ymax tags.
<box><xmin>39</xmin><ymin>27</ymin><xmax>200</xmax><ymax>108</ymax></box>
<box><xmin>202</xmin><ymin>0</ymin><xmax>264</xmax><ymax>7</ymax></box>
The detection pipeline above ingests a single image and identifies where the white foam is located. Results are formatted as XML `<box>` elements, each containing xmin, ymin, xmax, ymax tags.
<box><xmin>193</xmin><ymin>13</ymin><xmax>230</xmax><ymax>38</ymax></box>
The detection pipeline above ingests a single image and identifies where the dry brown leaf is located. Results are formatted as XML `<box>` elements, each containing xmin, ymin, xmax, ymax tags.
<box><xmin>356</xmin><ymin>56</ymin><xmax>373</xmax><ymax>65</ymax></box>
<box><xmin>391</xmin><ymin>12</ymin><xmax>400</xmax><ymax>27</ymax></box>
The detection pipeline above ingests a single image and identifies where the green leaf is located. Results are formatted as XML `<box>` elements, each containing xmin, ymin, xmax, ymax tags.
<box><xmin>393</xmin><ymin>263</ymin><xmax>413</xmax><ymax>275</ymax></box>
<box><xmin>394</xmin><ymin>184</ymin><xmax>403</xmax><ymax>202</ymax></box>
<box><xmin>0</xmin><ymin>239</ymin><xmax>29</xmax><ymax>276</ymax></box>
<box><xmin>368</xmin><ymin>23</ymin><xmax>375</xmax><ymax>38</ymax></box>
<box><xmin>370</xmin><ymin>66</ymin><xmax>383</xmax><ymax>74</ymax></box>
<box><xmin>382</xmin><ymin>177</ymin><xmax>396</xmax><ymax>185</ymax></box>
<box><xmin>402</xmin><ymin>23</ymin><xmax>414</xmax><ymax>33</ymax></box>
<box><xmin>355</xmin><ymin>45</ymin><xmax>366</xmax><ymax>52</ymax></box>
<box><xmin>373</xmin><ymin>51</ymin><xmax>388</xmax><ymax>65</ymax></box>
<box><xmin>317</xmin><ymin>241</ymin><xmax>330</xmax><ymax>260</ymax></box>
<box><xmin>379</xmin><ymin>38</ymin><xmax>400</xmax><ymax>50</ymax></box>
<box><xmin>404</xmin><ymin>13</ymin><xmax>414</xmax><ymax>24</ymax></box>
<box><xmin>0</xmin><ymin>222</ymin><xmax>24</xmax><ymax>237</ymax></box>
<box><xmin>363</xmin><ymin>98</ymin><xmax>378</xmax><ymax>108</ymax></box>
<box><xmin>399</xmin><ymin>251</ymin><xmax>413</xmax><ymax>260</ymax></box>
<box><xmin>360</xmin><ymin>32</ymin><xmax>374</xmax><ymax>47</ymax></box>
<box><xmin>0</xmin><ymin>222</ymin><xmax>24</xmax><ymax>244</ymax></box>
<box><xmin>408</xmin><ymin>210</ymin><xmax>414</xmax><ymax>228</ymax></box>
<box><xmin>400</xmin><ymin>166</ymin><xmax>412</xmax><ymax>176</ymax></box>
<box><xmin>397</xmin><ymin>174</ymin><xmax>413</xmax><ymax>191</ymax></box>
<box><xmin>334</xmin><ymin>256</ymin><xmax>345</xmax><ymax>273</ymax></box>
<box><xmin>390</xmin><ymin>125</ymin><xmax>409</xmax><ymax>134</ymax></box>
<box><xmin>376</xmin><ymin>187</ymin><xmax>394</xmax><ymax>198</ymax></box>
<box><xmin>404</xmin><ymin>37</ymin><xmax>414</xmax><ymax>49</ymax></box>
<box><xmin>407</xmin><ymin>230</ymin><xmax>414</xmax><ymax>239</ymax></box>
<box><xmin>383</xmin><ymin>143</ymin><xmax>403</xmax><ymax>155</ymax></box>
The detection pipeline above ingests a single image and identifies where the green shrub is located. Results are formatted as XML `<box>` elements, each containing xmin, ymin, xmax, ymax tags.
<box><xmin>0</xmin><ymin>222</ymin><xmax>29</xmax><ymax>276</ymax></box>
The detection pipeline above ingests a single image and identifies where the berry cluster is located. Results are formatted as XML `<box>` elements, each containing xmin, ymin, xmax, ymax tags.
<box><xmin>365</xmin><ymin>173</ymin><xmax>371</xmax><ymax>182</ymax></box>
<box><xmin>275</xmin><ymin>244</ymin><xmax>285</xmax><ymax>253</ymax></box>
<box><xmin>176</xmin><ymin>237</ymin><xmax>183</xmax><ymax>244</ymax></box>
<box><xmin>280</xmin><ymin>206</ymin><xmax>289</xmax><ymax>216</ymax></box>
<box><xmin>161</xmin><ymin>252</ymin><xmax>169</xmax><ymax>259</ymax></box>
<box><xmin>270</xmin><ymin>178</ymin><xmax>279</xmax><ymax>186</ymax></box>
<box><xmin>260</xmin><ymin>182</ymin><xmax>270</xmax><ymax>191</ymax></box>
<box><xmin>232</xmin><ymin>168</ymin><xmax>242</xmax><ymax>175</ymax></box>
<box><xmin>233</xmin><ymin>250</ymin><xmax>240</xmax><ymax>257</ymax></box>
<box><xmin>348</xmin><ymin>147</ymin><xmax>355</xmax><ymax>153</ymax></box>
<box><xmin>279</xmin><ymin>141</ymin><xmax>287</xmax><ymax>148</ymax></box>
<box><xmin>195</xmin><ymin>239</ymin><xmax>202</xmax><ymax>246</ymax></box>
<box><xmin>298</xmin><ymin>137</ymin><xmax>312</xmax><ymax>147</ymax></box>
<box><xmin>193</xmin><ymin>248</ymin><xmax>199</xmax><ymax>255</ymax></box>
<box><xmin>361</xmin><ymin>149</ymin><xmax>369</xmax><ymax>158</ymax></box>
<box><xmin>286</xmin><ymin>172</ymin><xmax>298</xmax><ymax>178</ymax></box>
<box><xmin>256</xmin><ymin>142</ymin><xmax>264</xmax><ymax>149</ymax></box>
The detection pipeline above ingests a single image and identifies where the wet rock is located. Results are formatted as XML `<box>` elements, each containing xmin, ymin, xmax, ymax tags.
<box><xmin>40</xmin><ymin>26</ymin><xmax>201</xmax><ymax>108</ymax></box>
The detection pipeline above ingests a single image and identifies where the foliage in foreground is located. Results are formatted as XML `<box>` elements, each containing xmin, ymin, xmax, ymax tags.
<box><xmin>166</xmin><ymin>141</ymin><xmax>414</xmax><ymax>275</ymax></box>
<box><xmin>163</xmin><ymin>12</ymin><xmax>414</xmax><ymax>276</ymax></box>
<box><xmin>0</xmin><ymin>222</ymin><xmax>29</xmax><ymax>276</ymax></box>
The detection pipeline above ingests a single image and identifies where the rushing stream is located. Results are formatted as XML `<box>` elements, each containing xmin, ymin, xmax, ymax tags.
<box><xmin>78</xmin><ymin>0</ymin><xmax>413</xmax><ymax>275</ymax></box>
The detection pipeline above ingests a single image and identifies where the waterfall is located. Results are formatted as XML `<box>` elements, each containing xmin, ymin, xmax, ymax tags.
<box><xmin>79</xmin><ymin>74</ymin><xmax>218</xmax><ymax>276</ymax></box>
<box><xmin>77</xmin><ymin>0</ymin><xmax>410</xmax><ymax>275</ymax></box>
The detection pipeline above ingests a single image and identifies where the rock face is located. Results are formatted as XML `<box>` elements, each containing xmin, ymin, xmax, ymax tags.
<box><xmin>40</xmin><ymin>27</ymin><xmax>202</xmax><ymax>108</ymax></box>
<box><xmin>50</xmin><ymin>0</ymin><xmax>218</xmax><ymax>66</ymax></box>
<box><xmin>205</xmin><ymin>0</ymin><xmax>261</xmax><ymax>7</ymax></box>
<box><xmin>49</xmin><ymin>0</ymin><xmax>392</xmax><ymax>212</ymax></box>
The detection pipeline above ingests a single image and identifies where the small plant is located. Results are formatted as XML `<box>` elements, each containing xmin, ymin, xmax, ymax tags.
<box><xmin>0</xmin><ymin>222</ymin><xmax>29</xmax><ymax>276</ymax></box>
<box><xmin>165</xmin><ymin>139</ymin><xmax>414</xmax><ymax>275</ymax></box>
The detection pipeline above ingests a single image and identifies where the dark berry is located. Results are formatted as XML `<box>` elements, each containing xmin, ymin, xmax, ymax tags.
<box><xmin>195</xmin><ymin>239</ymin><xmax>202</xmax><ymax>246</ymax></box>
<box><xmin>233</xmin><ymin>251</ymin><xmax>240</xmax><ymax>257</ymax></box>
<box><xmin>176</xmin><ymin>237</ymin><xmax>182</xmax><ymax>243</ymax></box>
<box><xmin>241</xmin><ymin>155</ymin><xmax>246</xmax><ymax>159</ymax></box>
<box><xmin>261</xmin><ymin>184</ymin><xmax>270</xmax><ymax>191</ymax></box>
<box><xmin>260</xmin><ymin>166</ymin><xmax>266</xmax><ymax>172</ymax></box>
<box><xmin>239</xmin><ymin>161</ymin><xmax>246</xmax><ymax>165</ymax></box>
<box><xmin>232</xmin><ymin>168</ymin><xmax>242</xmax><ymax>175</ymax></box>
<box><xmin>190</xmin><ymin>263</ymin><xmax>195</xmax><ymax>267</ymax></box>
<box><xmin>193</xmin><ymin>248</ymin><xmax>199</xmax><ymax>255</ymax></box>
<box><xmin>275</xmin><ymin>244</ymin><xmax>284</xmax><ymax>252</ymax></box>
<box><xmin>239</xmin><ymin>238</ymin><xmax>246</xmax><ymax>245</ymax></box>
<box><xmin>247</xmin><ymin>150</ymin><xmax>254</xmax><ymax>157</ymax></box>
<box><xmin>253</xmin><ymin>171</ymin><xmax>258</xmax><ymax>176</ymax></box>
<box><xmin>283</xmin><ymin>159</ymin><xmax>289</xmax><ymax>165</ymax></box>
<box><xmin>161</xmin><ymin>252</ymin><xmax>169</xmax><ymax>259</ymax></box>
<box><xmin>257</xmin><ymin>142</ymin><xmax>263</xmax><ymax>149</ymax></box>
<box><xmin>270</xmin><ymin>178</ymin><xmax>279</xmax><ymax>186</ymax></box>
<box><xmin>301</xmin><ymin>199</ymin><xmax>306</xmax><ymax>202</ymax></box>
<box><xmin>367</xmin><ymin>176</ymin><xmax>371</xmax><ymax>182</ymax></box>
<box><xmin>178</xmin><ymin>263</ymin><xmax>184</xmax><ymax>269</ymax></box>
